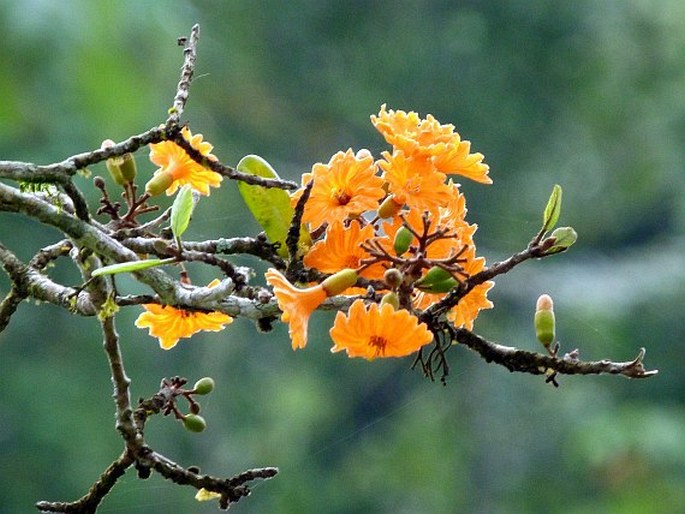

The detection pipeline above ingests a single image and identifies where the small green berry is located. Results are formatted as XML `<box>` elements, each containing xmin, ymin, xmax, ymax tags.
<box><xmin>182</xmin><ymin>414</ymin><xmax>207</xmax><ymax>433</ymax></box>
<box><xmin>193</xmin><ymin>377</ymin><xmax>215</xmax><ymax>395</ymax></box>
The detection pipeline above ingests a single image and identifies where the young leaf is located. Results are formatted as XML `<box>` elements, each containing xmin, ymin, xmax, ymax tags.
<box><xmin>542</xmin><ymin>184</ymin><xmax>562</xmax><ymax>232</ymax></box>
<box><xmin>545</xmin><ymin>226</ymin><xmax>578</xmax><ymax>254</ymax></box>
<box><xmin>91</xmin><ymin>257</ymin><xmax>176</xmax><ymax>277</ymax></box>
<box><xmin>170</xmin><ymin>185</ymin><xmax>194</xmax><ymax>240</ymax></box>
<box><xmin>236</xmin><ymin>154</ymin><xmax>309</xmax><ymax>258</ymax></box>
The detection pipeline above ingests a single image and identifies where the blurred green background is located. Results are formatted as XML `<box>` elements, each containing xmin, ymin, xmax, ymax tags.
<box><xmin>1</xmin><ymin>1</ymin><xmax>684</xmax><ymax>513</ymax></box>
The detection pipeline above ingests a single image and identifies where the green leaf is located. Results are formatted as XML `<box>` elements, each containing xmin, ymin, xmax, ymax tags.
<box><xmin>542</xmin><ymin>184</ymin><xmax>563</xmax><ymax>232</ymax></box>
<box><xmin>170</xmin><ymin>185</ymin><xmax>194</xmax><ymax>240</ymax></box>
<box><xmin>91</xmin><ymin>257</ymin><xmax>176</xmax><ymax>277</ymax></box>
<box><xmin>236</xmin><ymin>154</ymin><xmax>309</xmax><ymax>258</ymax></box>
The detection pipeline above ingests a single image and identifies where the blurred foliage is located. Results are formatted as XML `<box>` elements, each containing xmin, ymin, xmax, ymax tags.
<box><xmin>0</xmin><ymin>0</ymin><xmax>683</xmax><ymax>513</ymax></box>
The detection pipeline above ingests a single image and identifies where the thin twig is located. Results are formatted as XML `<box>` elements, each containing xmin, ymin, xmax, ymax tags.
<box><xmin>454</xmin><ymin>328</ymin><xmax>658</xmax><ymax>380</ymax></box>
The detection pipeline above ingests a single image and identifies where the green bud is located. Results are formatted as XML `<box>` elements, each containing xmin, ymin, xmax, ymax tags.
<box><xmin>393</xmin><ymin>226</ymin><xmax>413</xmax><ymax>256</ymax></box>
<box><xmin>120</xmin><ymin>152</ymin><xmax>137</xmax><ymax>182</ymax></box>
<box><xmin>380</xmin><ymin>292</ymin><xmax>400</xmax><ymax>310</ymax></box>
<box><xmin>145</xmin><ymin>171</ymin><xmax>174</xmax><ymax>196</ymax></box>
<box><xmin>546</xmin><ymin>226</ymin><xmax>578</xmax><ymax>254</ymax></box>
<box><xmin>101</xmin><ymin>140</ymin><xmax>126</xmax><ymax>186</ymax></box>
<box><xmin>416</xmin><ymin>266</ymin><xmax>459</xmax><ymax>293</ymax></box>
<box><xmin>535</xmin><ymin>294</ymin><xmax>556</xmax><ymax>347</ymax></box>
<box><xmin>182</xmin><ymin>414</ymin><xmax>207</xmax><ymax>433</ymax></box>
<box><xmin>321</xmin><ymin>268</ymin><xmax>358</xmax><ymax>296</ymax></box>
<box><xmin>383</xmin><ymin>268</ymin><xmax>403</xmax><ymax>289</ymax></box>
<box><xmin>378</xmin><ymin>194</ymin><xmax>402</xmax><ymax>219</ymax></box>
<box><xmin>192</xmin><ymin>377</ymin><xmax>215</xmax><ymax>395</ymax></box>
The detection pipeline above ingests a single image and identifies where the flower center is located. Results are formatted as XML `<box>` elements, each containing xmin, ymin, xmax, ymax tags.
<box><xmin>333</xmin><ymin>189</ymin><xmax>351</xmax><ymax>205</ymax></box>
<box><xmin>369</xmin><ymin>335</ymin><xmax>388</xmax><ymax>356</ymax></box>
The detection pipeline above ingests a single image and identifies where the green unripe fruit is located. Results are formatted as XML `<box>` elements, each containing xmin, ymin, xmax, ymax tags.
<box><xmin>193</xmin><ymin>377</ymin><xmax>215</xmax><ymax>395</ymax></box>
<box><xmin>393</xmin><ymin>226</ymin><xmax>413</xmax><ymax>256</ymax></box>
<box><xmin>182</xmin><ymin>414</ymin><xmax>207</xmax><ymax>433</ymax></box>
<box><xmin>535</xmin><ymin>294</ymin><xmax>556</xmax><ymax>347</ymax></box>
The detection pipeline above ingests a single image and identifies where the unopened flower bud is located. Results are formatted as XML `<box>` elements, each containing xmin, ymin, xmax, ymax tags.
<box><xmin>182</xmin><ymin>414</ymin><xmax>207</xmax><ymax>433</ymax></box>
<box><xmin>355</xmin><ymin>148</ymin><xmax>373</xmax><ymax>160</ymax></box>
<box><xmin>535</xmin><ymin>294</ymin><xmax>556</xmax><ymax>347</ymax></box>
<box><xmin>93</xmin><ymin>176</ymin><xmax>106</xmax><ymax>190</ymax></box>
<box><xmin>101</xmin><ymin>139</ymin><xmax>126</xmax><ymax>185</ymax></box>
<box><xmin>145</xmin><ymin>171</ymin><xmax>174</xmax><ymax>196</ymax></box>
<box><xmin>192</xmin><ymin>377</ymin><xmax>215</xmax><ymax>395</ymax></box>
<box><xmin>120</xmin><ymin>152</ymin><xmax>137</xmax><ymax>182</ymax></box>
<box><xmin>321</xmin><ymin>268</ymin><xmax>358</xmax><ymax>296</ymax></box>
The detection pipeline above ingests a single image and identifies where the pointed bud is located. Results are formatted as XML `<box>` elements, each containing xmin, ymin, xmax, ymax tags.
<box><xmin>535</xmin><ymin>294</ymin><xmax>556</xmax><ymax>347</ymax></box>
<box><xmin>416</xmin><ymin>266</ymin><xmax>459</xmax><ymax>293</ymax></box>
<box><xmin>192</xmin><ymin>377</ymin><xmax>215</xmax><ymax>395</ymax></box>
<box><xmin>393</xmin><ymin>226</ymin><xmax>413</xmax><ymax>256</ymax></box>
<box><xmin>321</xmin><ymin>269</ymin><xmax>358</xmax><ymax>296</ymax></box>
<box><xmin>145</xmin><ymin>171</ymin><xmax>174</xmax><ymax>196</ymax></box>
<box><xmin>182</xmin><ymin>414</ymin><xmax>207</xmax><ymax>433</ymax></box>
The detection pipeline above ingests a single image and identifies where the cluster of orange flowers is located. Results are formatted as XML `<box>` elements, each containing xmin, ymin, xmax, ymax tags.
<box><xmin>267</xmin><ymin>105</ymin><xmax>494</xmax><ymax>359</ymax></box>
<box><xmin>135</xmin><ymin>107</ymin><xmax>494</xmax><ymax>360</ymax></box>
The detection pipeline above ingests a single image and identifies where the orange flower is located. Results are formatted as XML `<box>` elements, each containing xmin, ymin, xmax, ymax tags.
<box><xmin>330</xmin><ymin>299</ymin><xmax>433</xmax><ymax>360</ymax></box>
<box><xmin>371</xmin><ymin>105</ymin><xmax>491</xmax><ymax>184</ymax></box>
<box><xmin>134</xmin><ymin>280</ymin><xmax>233</xmax><ymax>350</ymax></box>
<box><xmin>149</xmin><ymin>127</ymin><xmax>222</xmax><ymax>195</ymax></box>
<box><xmin>266</xmin><ymin>268</ymin><xmax>358</xmax><ymax>350</ymax></box>
<box><xmin>292</xmin><ymin>149</ymin><xmax>385</xmax><ymax>230</ymax></box>
<box><xmin>378</xmin><ymin>150</ymin><xmax>454</xmax><ymax>215</ymax></box>
<box><xmin>303</xmin><ymin>220</ymin><xmax>385</xmax><ymax>280</ymax></box>
<box><xmin>265</xmin><ymin>269</ymin><xmax>327</xmax><ymax>350</ymax></box>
